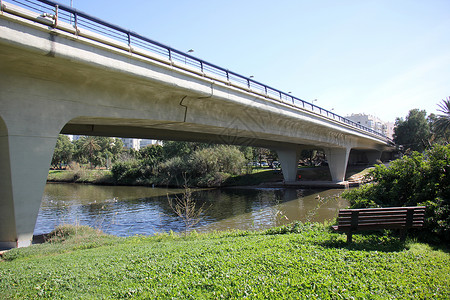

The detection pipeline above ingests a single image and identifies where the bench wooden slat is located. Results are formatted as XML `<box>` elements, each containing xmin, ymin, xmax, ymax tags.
<box><xmin>337</xmin><ymin>214</ymin><xmax>425</xmax><ymax>222</ymax></box>
<box><xmin>338</xmin><ymin>210</ymin><xmax>425</xmax><ymax>217</ymax></box>
<box><xmin>338</xmin><ymin>215</ymin><xmax>424</xmax><ymax>222</ymax></box>
<box><xmin>338</xmin><ymin>217</ymin><xmax>424</xmax><ymax>224</ymax></box>
<box><xmin>344</xmin><ymin>224</ymin><xmax>423</xmax><ymax>230</ymax></box>
<box><xmin>338</xmin><ymin>206</ymin><xmax>424</xmax><ymax>213</ymax></box>
<box><xmin>337</xmin><ymin>222</ymin><xmax>424</xmax><ymax>229</ymax></box>
<box><xmin>333</xmin><ymin>224</ymin><xmax>424</xmax><ymax>233</ymax></box>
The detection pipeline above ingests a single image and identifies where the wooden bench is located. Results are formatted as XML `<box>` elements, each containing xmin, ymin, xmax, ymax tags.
<box><xmin>332</xmin><ymin>206</ymin><xmax>425</xmax><ymax>243</ymax></box>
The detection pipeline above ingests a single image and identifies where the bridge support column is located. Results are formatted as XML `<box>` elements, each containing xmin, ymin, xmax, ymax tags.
<box><xmin>324</xmin><ymin>147</ymin><xmax>351</xmax><ymax>182</ymax></box>
<box><xmin>366</xmin><ymin>150</ymin><xmax>382</xmax><ymax>165</ymax></box>
<box><xmin>0</xmin><ymin>118</ymin><xmax>59</xmax><ymax>249</ymax></box>
<box><xmin>276</xmin><ymin>149</ymin><xmax>300</xmax><ymax>182</ymax></box>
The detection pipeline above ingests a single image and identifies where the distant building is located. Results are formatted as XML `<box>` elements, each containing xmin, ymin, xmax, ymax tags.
<box><xmin>121</xmin><ymin>138</ymin><xmax>162</xmax><ymax>150</ymax></box>
<box><xmin>384</xmin><ymin>122</ymin><xmax>395</xmax><ymax>139</ymax></box>
<box><xmin>121</xmin><ymin>138</ymin><xmax>141</xmax><ymax>150</ymax></box>
<box><xmin>346</xmin><ymin>113</ymin><xmax>394</xmax><ymax>139</ymax></box>
<box><xmin>140</xmin><ymin>139</ymin><xmax>162</xmax><ymax>148</ymax></box>
<box><xmin>67</xmin><ymin>136</ymin><xmax>161</xmax><ymax>150</ymax></box>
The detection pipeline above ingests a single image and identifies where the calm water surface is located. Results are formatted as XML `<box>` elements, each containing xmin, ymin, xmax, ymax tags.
<box><xmin>34</xmin><ymin>183</ymin><xmax>349</xmax><ymax>236</ymax></box>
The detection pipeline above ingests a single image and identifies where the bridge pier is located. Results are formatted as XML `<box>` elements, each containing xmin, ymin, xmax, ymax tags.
<box><xmin>324</xmin><ymin>147</ymin><xmax>351</xmax><ymax>182</ymax></box>
<box><xmin>0</xmin><ymin>88</ymin><xmax>63</xmax><ymax>249</ymax></box>
<box><xmin>277</xmin><ymin>147</ymin><xmax>352</xmax><ymax>182</ymax></box>
<box><xmin>0</xmin><ymin>126</ymin><xmax>58</xmax><ymax>248</ymax></box>
<box><xmin>366</xmin><ymin>150</ymin><xmax>382</xmax><ymax>165</ymax></box>
<box><xmin>276</xmin><ymin>148</ymin><xmax>301</xmax><ymax>182</ymax></box>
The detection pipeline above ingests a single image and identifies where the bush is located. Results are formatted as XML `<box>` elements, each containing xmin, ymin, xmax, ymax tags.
<box><xmin>111</xmin><ymin>160</ymin><xmax>141</xmax><ymax>184</ymax></box>
<box><xmin>154</xmin><ymin>145</ymin><xmax>245</xmax><ymax>187</ymax></box>
<box><xmin>155</xmin><ymin>156</ymin><xmax>187</xmax><ymax>186</ymax></box>
<box><xmin>187</xmin><ymin>145</ymin><xmax>245</xmax><ymax>187</ymax></box>
<box><xmin>342</xmin><ymin>144</ymin><xmax>450</xmax><ymax>243</ymax></box>
<box><xmin>45</xmin><ymin>224</ymin><xmax>104</xmax><ymax>243</ymax></box>
<box><xmin>112</xmin><ymin>145</ymin><xmax>247</xmax><ymax>187</ymax></box>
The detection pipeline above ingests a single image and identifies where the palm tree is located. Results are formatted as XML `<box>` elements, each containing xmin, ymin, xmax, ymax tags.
<box><xmin>434</xmin><ymin>97</ymin><xmax>450</xmax><ymax>142</ymax></box>
<box><xmin>82</xmin><ymin>136</ymin><xmax>100</xmax><ymax>168</ymax></box>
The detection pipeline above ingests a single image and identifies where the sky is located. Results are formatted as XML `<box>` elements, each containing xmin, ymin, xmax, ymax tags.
<box><xmin>63</xmin><ymin>0</ymin><xmax>449</xmax><ymax>123</ymax></box>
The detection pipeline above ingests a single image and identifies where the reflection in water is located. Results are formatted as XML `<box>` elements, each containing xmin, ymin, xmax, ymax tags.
<box><xmin>35</xmin><ymin>183</ymin><xmax>349</xmax><ymax>236</ymax></box>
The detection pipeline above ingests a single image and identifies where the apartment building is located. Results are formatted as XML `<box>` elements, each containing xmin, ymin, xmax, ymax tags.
<box><xmin>346</xmin><ymin>113</ymin><xmax>394</xmax><ymax>139</ymax></box>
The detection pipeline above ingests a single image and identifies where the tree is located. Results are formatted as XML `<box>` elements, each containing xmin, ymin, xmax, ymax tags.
<box><xmin>162</xmin><ymin>141</ymin><xmax>207</xmax><ymax>159</ymax></box>
<box><xmin>95</xmin><ymin>137</ymin><xmax>124</xmax><ymax>168</ymax></box>
<box><xmin>51</xmin><ymin>135</ymin><xmax>74</xmax><ymax>168</ymax></box>
<box><xmin>433</xmin><ymin>97</ymin><xmax>450</xmax><ymax>143</ymax></box>
<box><xmin>73</xmin><ymin>136</ymin><xmax>102</xmax><ymax>168</ymax></box>
<box><xmin>110</xmin><ymin>138</ymin><xmax>125</xmax><ymax>163</ymax></box>
<box><xmin>252</xmin><ymin>147</ymin><xmax>271</xmax><ymax>165</ymax></box>
<box><xmin>139</xmin><ymin>144</ymin><xmax>164</xmax><ymax>164</ymax></box>
<box><xmin>73</xmin><ymin>136</ymin><xmax>124</xmax><ymax>168</ymax></box>
<box><xmin>82</xmin><ymin>136</ymin><xmax>101</xmax><ymax>168</ymax></box>
<box><xmin>300</xmin><ymin>149</ymin><xmax>318</xmax><ymax>166</ymax></box>
<box><xmin>393</xmin><ymin>109</ymin><xmax>431</xmax><ymax>152</ymax></box>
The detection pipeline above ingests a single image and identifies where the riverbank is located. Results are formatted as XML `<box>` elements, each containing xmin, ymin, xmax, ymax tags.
<box><xmin>1</xmin><ymin>224</ymin><xmax>448</xmax><ymax>298</ymax></box>
<box><xmin>47</xmin><ymin>169</ymin><xmax>115</xmax><ymax>184</ymax></box>
<box><xmin>47</xmin><ymin>165</ymin><xmax>372</xmax><ymax>188</ymax></box>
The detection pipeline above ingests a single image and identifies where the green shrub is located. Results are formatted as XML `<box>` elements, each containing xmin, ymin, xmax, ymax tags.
<box><xmin>45</xmin><ymin>224</ymin><xmax>104</xmax><ymax>243</ymax></box>
<box><xmin>342</xmin><ymin>144</ymin><xmax>450</xmax><ymax>243</ymax></box>
<box><xmin>112</xmin><ymin>145</ymin><xmax>247</xmax><ymax>187</ymax></box>
<box><xmin>154</xmin><ymin>145</ymin><xmax>245</xmax><ymax>187</ymax></box>
<box><xmin>155</xmin><ymin>156</ymin><xmax>187</xmax><ymax>186</ymax></box>
<box><xmin>214</xmin><ymin>145</ymin><xmax>246</xmax><ymax>174</ymax></box>
<box><xmin>111</xmin><ymin>159</ymin><xmax>141</xmax><ymax>183</ymax></box>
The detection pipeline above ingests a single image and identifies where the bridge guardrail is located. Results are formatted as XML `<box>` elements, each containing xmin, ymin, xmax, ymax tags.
<box><xmin>2</xmin><ymin>0</ymin><xmax>392</xmax><ymax>143</ymax></box>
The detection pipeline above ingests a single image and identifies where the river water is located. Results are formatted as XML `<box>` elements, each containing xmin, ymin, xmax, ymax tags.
<box><xmin>34</xmin><ymin>183</ymin><xmax>349</xmax><ymax>236</ymax></box>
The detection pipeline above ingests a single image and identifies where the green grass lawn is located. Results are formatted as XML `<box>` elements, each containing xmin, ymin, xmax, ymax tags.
<box><xmin>1</xmin><ymin>224</ymin><xmax>448</xmax><ymax>299</ymax></box>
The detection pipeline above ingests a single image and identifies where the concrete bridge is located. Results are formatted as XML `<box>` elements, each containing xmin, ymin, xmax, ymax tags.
<box><xmin>0</xmin><ymin>0</ymin><xmax>393</xmax><ymax>248</ymax></box>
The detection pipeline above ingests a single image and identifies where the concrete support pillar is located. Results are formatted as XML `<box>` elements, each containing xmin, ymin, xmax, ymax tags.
<box><xmin>0</xmin><ymin>133</ymin><xmax>58</xmax><ymax>248</ymax></box>
<box><xmin>324</xmin><ymin>147</ymin><xmax>351</xmax><ymax>182</ymax></box>
<box><xmin>366</xmin><ymin>150</ymin><xmax>382</xmax><ymax>165</ymax></box>
<box><xmin>276</xmin><ymin>149</ymin><xmax>300</xmax><ymax>182</ymax></box>
<box><xmin>0</xmin><ymin>104</ymin><xmax>61</xmax><ymax>249</ymax></box>
<box><xmin>0</xmin><ymin>119</ymin><xmax>15</xmax><ymax>249</ymax></box>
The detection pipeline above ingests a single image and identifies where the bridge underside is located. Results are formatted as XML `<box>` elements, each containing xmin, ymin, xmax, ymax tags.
<box><xmin>0</xmin><ymin>9</ymin><xmax>391</xmax><ymax>249</ymax></box>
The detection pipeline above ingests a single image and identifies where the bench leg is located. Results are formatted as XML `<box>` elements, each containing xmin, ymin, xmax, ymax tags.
<box><xmin>346</xmin><ymin>233</ymin><xmax>353</xmax><ymax>243</ymax></box>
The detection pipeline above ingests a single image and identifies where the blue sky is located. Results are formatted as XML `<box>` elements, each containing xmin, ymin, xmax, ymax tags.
<box><xmin>65</xmin><ymin>0</ymin><xmax>449</xmax><ymax>123</ymax></box>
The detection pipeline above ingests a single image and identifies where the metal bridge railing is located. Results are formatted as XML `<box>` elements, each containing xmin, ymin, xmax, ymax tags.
<box><xmin>2</xmin><ymin>0</ymin><xmax>391</xmax><ymax>142</ymax></box>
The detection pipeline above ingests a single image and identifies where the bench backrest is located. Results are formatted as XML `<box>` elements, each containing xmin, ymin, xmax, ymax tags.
<box><xmin>336</xmin><ymin>206</ymin><xmax>426</xmax><ymax>232</ymax></box>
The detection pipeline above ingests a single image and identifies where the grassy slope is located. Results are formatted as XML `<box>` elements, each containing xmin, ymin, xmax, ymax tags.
<box><xmin>1</xmin><ymin>224</ymin><xmax>448</xmax><ymax>299</ymax></box>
